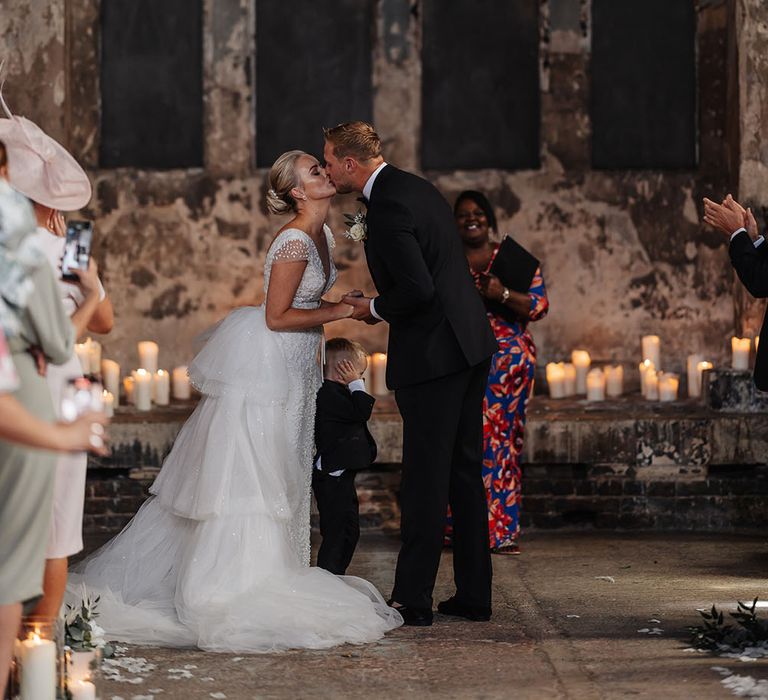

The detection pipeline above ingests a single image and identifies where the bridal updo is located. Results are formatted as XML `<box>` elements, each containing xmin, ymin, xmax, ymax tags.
<box><xmin>266</xmin><ymin>149</ymin><xmax>307</xmax><ymax>215</ymax></box>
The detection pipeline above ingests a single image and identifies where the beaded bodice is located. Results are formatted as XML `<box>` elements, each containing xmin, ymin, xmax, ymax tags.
<box><xmin>262</xmin><ymin>224</ymin><xmax>337</xmax><ymax>565</ymax></box>
<box><xmin>264</xmin><ymin>226</ymin><xmax>337</xmax><ymax>309</ymax></box>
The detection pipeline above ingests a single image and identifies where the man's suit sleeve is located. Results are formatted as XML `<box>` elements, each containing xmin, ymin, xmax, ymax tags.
<box><xmin>367</xmin><ymin>200</ymin><xmax>435</xmax><ymax>321</ymax></box>
<box><xmin>729</xmin><ymin>230</ymin><xmax>768</xmax><ymax>298</ymax></box>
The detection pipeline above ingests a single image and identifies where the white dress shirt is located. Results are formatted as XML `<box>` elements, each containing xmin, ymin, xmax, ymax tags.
<box><xmin>731</xmin><ymin>227</ymin><xmax>765</xmax><ymax>248</ymax></box>
<box><xmin>363</xmin><ymin>162</ymin><xmax>388</xmax><ymax>321</ymax></box>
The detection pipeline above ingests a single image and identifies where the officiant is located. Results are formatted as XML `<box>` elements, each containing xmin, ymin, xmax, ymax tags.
<box><xmin>444</xmin><ymin>190</ymin><xmax>549</xmax><ymax>556</ymax></box>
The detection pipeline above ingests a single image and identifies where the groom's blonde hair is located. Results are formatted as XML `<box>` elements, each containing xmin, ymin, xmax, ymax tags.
<box><xmin>323</xmin><ymin>121</ymin><xmax>382</xmax><ymax>162</ymax></box>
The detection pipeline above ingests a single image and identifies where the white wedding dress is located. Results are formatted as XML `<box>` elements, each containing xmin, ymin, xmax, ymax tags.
<box><xmin>68</xmin><ymin>226</ymin><xmax>402</xmax><ymax>652</ymax></box>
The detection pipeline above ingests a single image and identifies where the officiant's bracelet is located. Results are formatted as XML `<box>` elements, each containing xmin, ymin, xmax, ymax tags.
<box><xmin>501</xmin><ymin>287</ymin><xmax>511</xmax><ymax>303</ymax></box>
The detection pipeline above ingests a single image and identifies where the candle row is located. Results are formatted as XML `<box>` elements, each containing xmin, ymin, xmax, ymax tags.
<box><xmin>546</xmin><ymin>356</ymin><xmax>624</xmax><ymax>399</ymax></box>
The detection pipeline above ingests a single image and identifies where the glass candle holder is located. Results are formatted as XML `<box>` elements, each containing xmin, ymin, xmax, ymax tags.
<box><xmin>10</xmin><ymin>617</ymin><xmax>58</xmax><ymax>700</ymax></box>
<box><xmin>65</xmin><ymin>646</ymin><xmax>102</xmax><ymax>700</ymax></box>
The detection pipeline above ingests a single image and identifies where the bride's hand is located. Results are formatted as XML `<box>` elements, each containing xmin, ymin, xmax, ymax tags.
<box><xmin>333</xmin><ymin>302</ymin><xmax>354</xmax><ymax>320</ymax></box>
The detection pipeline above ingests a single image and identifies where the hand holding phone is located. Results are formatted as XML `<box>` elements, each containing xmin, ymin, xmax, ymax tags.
<box><xmin>61</xmin><ymin>220</ymin><xmax>94</xmax><ymax>281</ymax></box>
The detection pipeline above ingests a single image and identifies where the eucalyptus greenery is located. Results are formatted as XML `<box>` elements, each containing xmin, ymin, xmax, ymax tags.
<box><xmin>64</xmin><ymin>587</ymin><xmax>114</xmax><ymax>658</ymax></box>
<box><xmin>689</xmin><ymin>598</ymin><xmax>768</xmax><ymax>651</ymax></box>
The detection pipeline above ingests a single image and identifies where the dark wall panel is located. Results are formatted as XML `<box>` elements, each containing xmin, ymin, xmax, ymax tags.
<box><xmin>591</xmin><ymin>0</ymin><xmax>697</xmax><ymax>170</ymax></box>
<box><xmin>421</xmin><ymin>0</ymin><xmax>540</xmax><ymax>171</ymax></box>
<box><xmin>100</xmin><ymin>0</ymin><xmax>204</xmax><ymax>169</ymax></box>
<box><xmin>256</xmin><ymin>0</ymin><xmax>373</xmax><ymax>167</ymax></box>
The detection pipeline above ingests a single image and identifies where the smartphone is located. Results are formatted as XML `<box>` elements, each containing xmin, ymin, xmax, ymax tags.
<box><xmin>61</xmin><ymin>221</ymin><xmax>94</xmax><ymax>281</ymax></box>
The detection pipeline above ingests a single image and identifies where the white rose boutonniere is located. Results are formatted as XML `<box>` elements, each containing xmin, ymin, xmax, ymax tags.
<box><xmin>344</xmin><ymin>210</ymin><xmax>367</xmax><ymax>242</ymax></box>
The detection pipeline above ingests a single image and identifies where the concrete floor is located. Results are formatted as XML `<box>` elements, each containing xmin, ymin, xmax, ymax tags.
<box><xmin>90</xmin><ymin>532</ymin><xmax>768</xmax><ymax>699</ymax></box>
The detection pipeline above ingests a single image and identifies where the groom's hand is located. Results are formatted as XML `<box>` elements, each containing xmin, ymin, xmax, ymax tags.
<box><xmin>342</xmin><ymin>293</ymin><xmax>375</xmax><ymax>322</ymax></box>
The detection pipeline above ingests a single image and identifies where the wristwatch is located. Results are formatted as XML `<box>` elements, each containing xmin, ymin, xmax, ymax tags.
<box><xmin>501</xmin><ymin>287</ymin><xmax>510</xmax><ymax>303</ymax></box>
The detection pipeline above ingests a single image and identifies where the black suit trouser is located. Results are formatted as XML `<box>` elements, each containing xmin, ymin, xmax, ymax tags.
<box><xmin>392</xmin><ymin>359</ymin><xmax>492</xmax><ymax>610</ymax></box>
<box><xmin>312</xmin><ymin>469</ymin><xmax>360</xmax><ymax>575</ymax></box>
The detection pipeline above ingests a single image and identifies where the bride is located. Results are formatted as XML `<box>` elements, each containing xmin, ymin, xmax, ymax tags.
<box><xmin>68</xmin><ymin>151</ymin><xmax>402</xmax><ymax>652</ymax></box>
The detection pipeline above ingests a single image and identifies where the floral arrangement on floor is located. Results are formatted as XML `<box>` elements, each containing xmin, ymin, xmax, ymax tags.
<box><xmin>690</xmin><ymin>598</ymin><xmax>768</xmax><ymax>656</ymax></box>
<box><xmin>64</xmin><ymin>585</ymin><xmax>114</xmax><ymax>658</ymax></box>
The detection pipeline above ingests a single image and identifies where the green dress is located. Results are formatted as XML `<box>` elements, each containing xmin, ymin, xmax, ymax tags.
<box><xmin>0</xmin><ymin>262</ymin><xmax>74</xmax><ymax>605</ymax></box>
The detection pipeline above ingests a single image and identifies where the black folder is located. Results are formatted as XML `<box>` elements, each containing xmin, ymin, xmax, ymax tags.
<box><xmin>488</xmin><ymin>235</ymin><xmax>539</xmax><ymax>294</ymax></box>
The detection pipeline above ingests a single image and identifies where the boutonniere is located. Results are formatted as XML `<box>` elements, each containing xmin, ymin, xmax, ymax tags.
<box><xmin>343</xmin><ymin>210</ymin><xmax>367</xmax><ymax>242</ymax></box>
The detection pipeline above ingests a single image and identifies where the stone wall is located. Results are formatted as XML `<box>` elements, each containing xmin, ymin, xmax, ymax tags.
<box><xmin>2</xmin><ymin>0</ymin><xmax>764</xmax><ymax>379</ymax></box>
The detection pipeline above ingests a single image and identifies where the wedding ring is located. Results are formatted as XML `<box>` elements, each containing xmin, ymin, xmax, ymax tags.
<box><xmin>91</xmin><ymin>423</ymin><xmax>105</xmax><ymax>436</ymax></box>
<box><xmin>89</xmin><ymin>434</ymin><xmax>104</xmax><ymax>449</ymax></box>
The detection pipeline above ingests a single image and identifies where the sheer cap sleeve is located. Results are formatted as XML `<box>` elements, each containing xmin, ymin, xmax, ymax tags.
<box><xmin>270</xmin><ymin>230</ymin><xmax>311</xmax><ymax>264</ymax></box>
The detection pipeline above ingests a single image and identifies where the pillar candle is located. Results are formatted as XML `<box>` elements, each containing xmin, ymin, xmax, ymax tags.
<box><xmin>658</xmin><ymin>372</ymin><xmax>679</xmax><ymax>402</ymax></box>
<box><xmin>371</xmin><ymin>352</ymin><xmax>388</xmax><ymax>395</ymax></box>
<box><xmin>138</xmin><ymin>341</ymin><xmax>159</xmax><ymax>374</ymax></box>
<box><xmin>123</xmin><ymin>376</ymin><xmax>134</xmax><ymax>405</ymax></box>
<box><xmin>562</xmin><ymin>363</ymin><xmax>576</xmax><ymax>396</ymax></box>
<box><xmin>605</xmin><ymin>365</ymin><xmax>624</xmax><ymax>397</ymax></box>
<box><xmin>69</xmin><ymin>680</ymin><xmax>96</xmax><ymax>700</ymax></box>
<box><xmin>586</xmin><ymin>368</ymin><xmax>605</xmax><ymax>402</ymax></box>
<box><xmin>133</xmin><ymin>369</ymin><xmax>152</xmax><ymax>411</ymax></box>
<box><xmin>101</xmin><ymin>359</ymin><xmax>120</xmax><ymax>405</ymax></box>
<box><xmin>686</xmin><ymin>354</ymin><xmax>704</xmax><ymax>398</ymax></box>
<box><xmin>639</xmin><ymin>359</ymin><xmax>655</xmax><ymax>397</ymax></box>
<box><xmin>154</xmin><ymin>369</ymin><xmax>170</xmax><ymax>406</ymax></box>
<box><xmin>571</xmin><ymin>350</ymin><xmax>591</xmax><ymax>394</ymax></box>
<box><xmin>756</xmin><ymin>336</ymin><xmax>760</xmax><ymax>352</ymax></box>
<box><xmin>732</xmin><ymin>337</ymin><xmax>751</xmax><ymax>370</ymax></box>
<box><xmin>172</xmin><ymin>366</ymin><xmax>191</xmax><ymax>400</ymax></box>
<box><xmin>645</xmin><ymin>369</ymin><xmax>659</xmax><ymax>401</ymax></box>
<box><xmin>74</xmin><ymin>342</ymin><xmax>91</xmax><ymax>375</ymax></box>
<box><xmin>102</xmin><ymin>390</ymin><xmax>115</xmax><ymax>418</ymax></box>
<box><xmin>546</xmin><ymin>362</ymin><xmax>565</xmax><ymax>398</ymax></box>
<box><xmin>19</xmin><ymin>632</ymin><xmax>56</xmax><ymax>700</ymax></box>
<box><xmin>641</xmin><ymin>335</ymin><xmax>661</xmax><ymax>369</ymax></box>
<box><xmin>87</xmin><ymin>339</ymin><xmax>102</xmax><ymax>376</ymax></box>
<box><xmin>67</xmin><ymin>648</ymin><xmax>98</xmax><ymax>685</ymax></box>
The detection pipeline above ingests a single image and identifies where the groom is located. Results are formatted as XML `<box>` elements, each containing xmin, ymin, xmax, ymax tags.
<box><xmin>323</xmin><ymin>122</ymin><xmax>498</xmax><ymax>626</ymax></box>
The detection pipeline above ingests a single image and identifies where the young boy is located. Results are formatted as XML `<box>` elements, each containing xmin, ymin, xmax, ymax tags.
<box><xmin>313</xmin><ymin>338</ymin><xmax>377</xmax><ymax>575</ymax></box>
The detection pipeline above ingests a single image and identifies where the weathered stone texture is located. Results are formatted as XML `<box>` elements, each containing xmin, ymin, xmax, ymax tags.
<box><xmin>0</xmin><ymin>1</ymin><xmax>765</xmax><ymax>374</ymax></box>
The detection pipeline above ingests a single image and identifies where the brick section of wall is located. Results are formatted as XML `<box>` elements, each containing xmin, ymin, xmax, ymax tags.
<box><xmin>85</xmin><ymin>463</ymin><xmax>768</xmax><ymax>539</ymax></box>
<box><xmin>83</xmin><ymin>475</ymin><xmax>153</xmax><ymax>534</ymax></box>
<box><xmin>521</xmin><ymin>464</ymin><xmax>768</xmax><ymax>532</ymax></box>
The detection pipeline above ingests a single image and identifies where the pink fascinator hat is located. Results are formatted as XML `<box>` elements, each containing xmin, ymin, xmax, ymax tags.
<box><xmin>0</xmin><ymin>80</ymin><xmax>91</xmax><ymax>210</ymax></box>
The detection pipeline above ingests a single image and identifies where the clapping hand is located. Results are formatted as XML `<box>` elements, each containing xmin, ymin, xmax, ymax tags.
<box><xmin>703</xmin><ymin>194</ymin><xmax>755</xmax><ymax>238</ymax></box>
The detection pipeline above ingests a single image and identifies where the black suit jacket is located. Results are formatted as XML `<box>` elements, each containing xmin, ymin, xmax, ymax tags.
<box><xmin>364</xmin><ymin>165</ymin><xmax>498</xmax><ymax>389</ymax></box>
<box><xmin>729</xmin><ymin>230</ymin><xmax>768</xmax><ymax>390</ymax></box>
<box><xmin>314</xmin><ymin>380</ymin><xmax>377</xmax><ymax>472</ymax></box>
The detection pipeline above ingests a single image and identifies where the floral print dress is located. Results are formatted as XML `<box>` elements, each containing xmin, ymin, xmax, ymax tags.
<box><xmin>446</xmin><ymin>244</ymin><xmax>549</xmax><ymax>550</ymax></box>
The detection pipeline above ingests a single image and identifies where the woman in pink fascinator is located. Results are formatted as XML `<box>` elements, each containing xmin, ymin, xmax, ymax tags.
<box><xmin>0</xmin><ymin>86</ymin><xmax>114</xmax><ymax>621</ymax></box>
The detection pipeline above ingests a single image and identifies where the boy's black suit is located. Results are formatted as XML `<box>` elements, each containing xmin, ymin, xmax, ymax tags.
<box><xmin>729</xmin><ymin>230</ymin><xmax>768</xmax><ymax>390</ymax></box>
<box><xmin>312</xmin><ymin>380</ymin><xmax>377</xmax><ymax>575</ymax></box>
<box><xmin>315</xmin><ymin>380</ymin><xmax>377</xmax><ymax>471</ymax></box>
<box><xmin>363</xmin><ymin>164</ymin><xmax>498</xmax><ymax>613</ymax></box>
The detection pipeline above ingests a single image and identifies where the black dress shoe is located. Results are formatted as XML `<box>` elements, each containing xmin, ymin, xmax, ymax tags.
<box><xmin>388</xmin><ymin>599</ymin><xmax>433</xmax><ymax>626</ymax></box>
<box><xmin>437</xmin><ymin>596</ymin><xmax>491</xmax><ymax>622</ymax></box>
